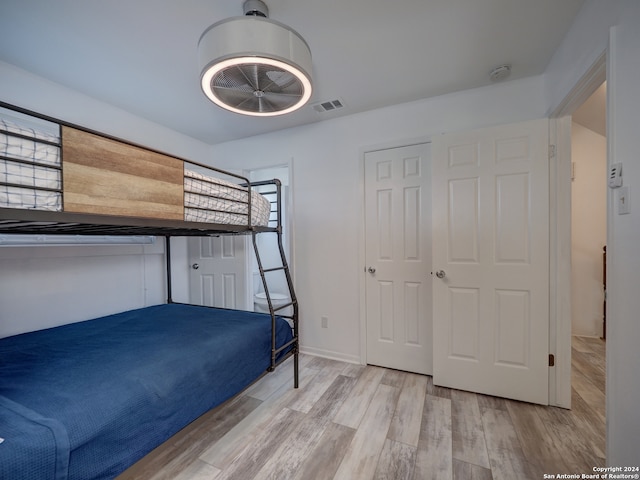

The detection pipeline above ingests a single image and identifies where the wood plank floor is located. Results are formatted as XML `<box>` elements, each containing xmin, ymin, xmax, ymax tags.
<box><xmin>118</xmin><ymin>336</ymin><xmax>605</xmax><ymax>480</ymax></box>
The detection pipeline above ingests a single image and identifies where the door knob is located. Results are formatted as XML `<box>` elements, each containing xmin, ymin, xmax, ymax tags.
<box><xmin>192</xmin><ymin>263</ymin><xmax>200</xmax><ymax>270</ymax></box>
<box><xmin>367</xmin><ymin>266</ymin><xmax>376</xmax><ymax>274</ymax></box>
<box><xmin>435</xmin><ymin>270</ymin><xmax>446</xmax><ymax>279</ymax></box>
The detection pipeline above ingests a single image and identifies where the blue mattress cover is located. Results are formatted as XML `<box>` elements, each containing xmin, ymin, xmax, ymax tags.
<box><xmin>0</xmin><ymin>303</ymin><xmax>293</xmax><ymax>480</ymax></box>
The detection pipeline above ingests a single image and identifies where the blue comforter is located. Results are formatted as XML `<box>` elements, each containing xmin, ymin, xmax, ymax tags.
<box><xmin>0</xmin><ymin>304</ymin><xmax>293</xmax><ymax>480</ymax></box>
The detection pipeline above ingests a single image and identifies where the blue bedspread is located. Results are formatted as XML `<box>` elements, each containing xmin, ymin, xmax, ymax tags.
<box><xmin>0</xmin><ymin>304</ymin><xmax>293</xmax><ymax>480</ymax></box>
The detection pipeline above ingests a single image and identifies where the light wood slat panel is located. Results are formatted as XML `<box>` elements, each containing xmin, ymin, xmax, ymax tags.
<box><xmin>450</xmin><ymin>389</ymin><xmax>490</xmax><ymax>468</ymax></box>
<box><xmin>481</xmin><ymin>407</ymin><xmax>535</xmax><ymax>480</ymax></box>
<box><xmin>571</xmin><ymin>349</ymin><xmax>605</xmax><ymax>393</ymax></box>
<box><xmin>244</xmin><ymin>355</ymin><xmax>311</xmax><ymax>401</ymax></box>
<box><xmin>380</xmin><ymin>368</ymin><xmax>407</xmax><ymax>388</ymax></box>
<box><xmin>412</xmin><ymin>394</ymin><xmax>452</xmax><ymax>480</ymax></box>
<box><xmin>373</xmin><ymin>438</ymin><xmax>416</xmax><ymax>480</ymax></box>
<box><xmin>253</xmin><ymin>375</ymin><xmax>357</xmax><ymax>480</ymax></box>
<box><xmin>287</xmin><ymin>359</ymin><xmax>347</xmax><ymax>414</ymax></box>
<box><xmin>452</xmin><ymin>459</ymin><xmax>493</xmax><ymax>480</ymax></box>
<box><xmin>305</xmin><ymin>355</ymin><xmax>347</xmax><ymax>371</ymax></box>
<box><xmin>292</xmin><ymin>423</ymin><xmax>356</xmax><ymax>480</ymax></box>
<box><xmin>62</xmin><ymin>126</ymin><xmax>183</xmax><ymax>220</ymax></box>
<box><xmin>333</xmin><ymin>365</ymin><xmax>386</xmax><ymax>428</ymax></box>
<box><xmin>571</xmin><ymin>362</ymin><xmax>606</xmax><ymax>422</ymax></box>
<box><xmin>535</xmin><ymin>399</ymin><xmax>605</xmax><ymax>472</ymax></box>
<box><xmin>568</xmin><ymin>388</ymin><xmax>606</xmax><ymax>459</ymax></box>
<box><xmin>387</xmin><ymin>373</ymin><xmax>428</xmax><ymax>447</ymax></box>
<box><xmin>118</xmin><ymin>344</ymin><xmax>605</xmax><ymax>480</ymax></box>
<box><xmin>476</xmin><ymin>393</ymin><xmax>508</xmax><ymax>411</ymax></box>
<box><xmin>341</xmin><ymin>363</ymin><xmax>367</xmax><ymax>378</ymax></box>
<box><xmin>117</xmin><ymin>394</ymin><xmax>261</xmax><ymax>480</ymax></box>
<box><xmin>505</xmin><ymin>399</ymin><xmax>571</xmax><ymax>473</ymax></box>
<box><xmin>333</xmin><ymin>384</ymin><xmax>400</xmax><ymax>480</ymax></box>
<box><xmin>212</xmin><ymin>407</ymin><xmax>305</xmax><ymax>480</ymax></box>
<box><xmin>170</xmin><ymin>460</ymin><xmax>220</xmax><ymax>480</ymax></box>
<box><xmin>572</xmin><ymin>335</ymin><xmax>605</xmax><ymax>354</ymax></box>
<box><xmin>579</xmin><ymin>336</ymin><xmax>606</xmax><ymax>355</ymax></box>
<box><xmin>426</xmin><ymin>375</ymin><xmax>452</xmax><ymax>399</ymax></box>
<box><xmin>198</xmin><ymin>366</ymin><xmax>317</xmax><ymax>469</ymax></box>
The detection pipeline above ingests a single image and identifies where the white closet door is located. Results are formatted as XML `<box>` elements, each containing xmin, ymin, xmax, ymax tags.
<box><xmin>432</xmin><ymin>119</ymin><xmax>550</xmax><ymax>405</ymax></box>
<box><xmin>364</xmin><ymin>143</ymin><xmax>433</xmax><ymax>375</ymax></box>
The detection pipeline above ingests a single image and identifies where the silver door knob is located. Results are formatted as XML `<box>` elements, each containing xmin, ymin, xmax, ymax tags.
<box><xmin>192</xmin><ymin>263</ymin><xmax>200</xmax><ymax>270</ymax></box>
<box><xmin>367</xmin><ymin>266</ymin><xmax>376</xmax><ymax>274</ymax></box>
<box><xmin>435</xmin><ymin>270</ymin><xmax>446</xmax><ymax>279</ymax></box>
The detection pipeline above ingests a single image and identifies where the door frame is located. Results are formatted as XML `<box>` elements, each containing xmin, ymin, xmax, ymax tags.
<box><xmin>243</xmin><ymin>160</ymin><xmax>296</xmax><ymax>308</ymax></box>
<box><xmin>358</xmin><ymin>137</ymin><xmax>432</xmax><ymax>367</ymax></box>
<box><xmin>549</xmin><ymin>50</ymin><xmax>607</xmax><ymax>409</ymax></box>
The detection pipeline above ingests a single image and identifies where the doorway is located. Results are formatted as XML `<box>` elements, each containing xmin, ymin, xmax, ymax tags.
<box><xmin>247</xmin><ymin>164</ymin><xmax>293</xmax><ymax>313</ymax></box>
<box><xmin>569</xmin><ymin>81</ymin><xmax>607</xmax><ymax>439</ymax></box>
<box><xmin>187</xmin><ymin>164</ymin><xmax>292</xmax><ymax>311</ymax></box>
<box><xmin>571</xmin><ymin>82</ymin><xmax>607</xmax><ymax>340</ymax></box>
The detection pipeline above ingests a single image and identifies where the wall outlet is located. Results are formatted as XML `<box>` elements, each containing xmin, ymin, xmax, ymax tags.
<box><xmin>321</xmin><ymin>316</ymin><xmax>328</xmax><ymax>328</ymax></box>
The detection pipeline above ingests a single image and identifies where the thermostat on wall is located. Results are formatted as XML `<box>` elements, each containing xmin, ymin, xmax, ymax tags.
<box><xmin>609</xmin><ymin>162</ymin><xmax>623</xmax><ymax>188</ymax></box>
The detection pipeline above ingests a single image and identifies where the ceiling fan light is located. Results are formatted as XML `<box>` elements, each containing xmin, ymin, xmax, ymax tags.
<box><xmin>198</xmin><ymin>16</ymin><xmax>313</xmax><ymax>116</ymax></box>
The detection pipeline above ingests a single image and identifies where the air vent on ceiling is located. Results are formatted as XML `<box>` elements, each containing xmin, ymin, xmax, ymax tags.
<box><xmin>311</xmin><ymin>98</ymin><xmax>345</xmax><ymax>113</ymax></box>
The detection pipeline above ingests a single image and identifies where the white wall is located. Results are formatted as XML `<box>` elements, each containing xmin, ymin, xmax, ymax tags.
<box><xmin>208</xmin><ymin>76</ymin><xmax>548</xmax><ymax>363</ymax></box>
<box><xmin>545</xmin><ymin>0</ymin><xmax>640</xmax><ymax>467</ymax></box>
<box><xmin>0</xmin><ymin>242</ymin><xmax>165</xmax><ymax>337</ymax></box>
<box><xmin>0</xmin><ymin>61</ymin><xmax>210</xmax><ymax>335</ymax></box>
<box><xmin>571</xmin><ymin>122</ymin><xmax>606</xmax><ymax>337</ymax></box>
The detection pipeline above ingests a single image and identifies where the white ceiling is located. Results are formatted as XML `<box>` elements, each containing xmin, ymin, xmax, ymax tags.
<box><xmin>0</xmin><ymin>0</ymin><xmax>585</xmax><ymax>145</ymax></box>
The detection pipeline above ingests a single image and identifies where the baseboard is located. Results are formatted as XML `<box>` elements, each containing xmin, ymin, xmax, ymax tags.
<box><xmin>299</xmin><ymin>345</ymin><xmax>361</xmax><ymax>365</ymax></box>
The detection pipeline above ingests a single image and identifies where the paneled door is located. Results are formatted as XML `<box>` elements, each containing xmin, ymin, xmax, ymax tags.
<box><xmin>432</xmin><ymin>119</ymin><xmax>549</xmax><ymax>404</ymax></box>
<box><xmin>364</xmin><ymin>143</ymin><xmax>432</xmax><ymax>375</ymax></box>
<box><xmin>188</xmin><ymin>236</ymin><xmax>247</xmax><ymax>309</ymax></box>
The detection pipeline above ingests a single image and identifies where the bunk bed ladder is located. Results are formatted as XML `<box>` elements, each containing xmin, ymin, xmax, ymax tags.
<box><xmin>251</xmin><ymin>179</ymin><xmax>299</xmax><ymax>388</ymax></box>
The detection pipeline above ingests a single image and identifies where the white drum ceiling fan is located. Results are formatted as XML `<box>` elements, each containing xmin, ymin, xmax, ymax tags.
<box><xmin>198</xmin><ymin>0</ymin><xmax>313</xmax><ymax>116</ymax></box>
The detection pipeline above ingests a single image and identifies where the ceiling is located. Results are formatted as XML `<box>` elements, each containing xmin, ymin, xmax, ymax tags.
<box><xmin>0</xmin><ymin>0</ymin><xmax>585</xmax><ymax>145</ymax></box>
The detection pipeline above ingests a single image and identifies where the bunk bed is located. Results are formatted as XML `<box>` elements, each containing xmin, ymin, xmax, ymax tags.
<box><xmin>0</xmin><ymin>103</ymin><xmax>299</xmax><ymax>480</ymax></box>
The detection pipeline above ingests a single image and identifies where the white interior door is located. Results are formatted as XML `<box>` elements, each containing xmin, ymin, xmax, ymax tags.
<box><xmin>432</xmin><ymin>119</ymin><xmax>549</xmax><ymax>405</ymax></box>
<box><xmin>188</xmin><ymin>236</ymin><xmax>248</xmax><ymax>309</ymax></box>
<box><xmin>365</xmin><ymin>143</ymin><xmax>432</xmax><ymax>375</ymax></box>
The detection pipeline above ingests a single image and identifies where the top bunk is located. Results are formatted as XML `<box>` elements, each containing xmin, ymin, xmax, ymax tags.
<box><xmin>0</xmin><ymin>103</ymin><xmax>278</xmax><ymax>237</ymax></box>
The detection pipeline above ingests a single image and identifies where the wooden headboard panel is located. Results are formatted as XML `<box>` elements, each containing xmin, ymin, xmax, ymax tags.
<box><xmin>62</xmin><ymin>126</ymin><xmax>184</xmax><ymax>220</ymax></box>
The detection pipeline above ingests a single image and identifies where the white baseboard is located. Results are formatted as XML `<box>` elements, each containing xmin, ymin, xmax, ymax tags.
<box><xmin>299</xmin><ymin>345</ymin><xmax>361</xmax><ymax>365</ymax></box>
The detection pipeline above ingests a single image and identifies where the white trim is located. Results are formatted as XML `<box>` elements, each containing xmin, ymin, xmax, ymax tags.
<box><xmin>549</xmin><ymin>49</ymin><xmax>607</xmax><ymax>409</ymax></box>
<box><xmin>549</xmin><ymin>50</ymin><xmax>607</xmax><ymax>118</ymax></box>
<box><xmin>0</xmin><ymin>234</ymin><xmax>155</xmax><ymax>246</ymax></box>
<box><xmin>605</xmin><ymin>26</ymin><xmax>617</xmax><ymax>464</ymax></box>
<box><xmin>299</xmin><ymin>345</ymin><xmax>361</xmax><ymax>365</ymax></box>
<box><xmin>549</xmin><ymin>115</ymin><xmax>573</xmax><ymax>409</ymax></box>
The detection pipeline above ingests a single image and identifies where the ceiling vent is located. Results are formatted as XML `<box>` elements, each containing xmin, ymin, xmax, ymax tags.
<box><xmin>198</xmin><ymin>0</ymin><xmax>313</xmax><ymax>116</ymax></box>
<box><xmin>311</xmin><ymin>98</ymin><xmax>345</xmax><ymax>113</ymax></box>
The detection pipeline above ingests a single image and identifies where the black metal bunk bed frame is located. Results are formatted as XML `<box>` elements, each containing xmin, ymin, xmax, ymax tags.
<box><xmin>0</xmin><ymin>101</ymin><xmax>299</xmax><ymax>387</ymax></box>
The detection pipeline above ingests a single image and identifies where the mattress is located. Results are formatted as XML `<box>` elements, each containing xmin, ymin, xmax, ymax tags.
<box><xmin>0</xmin><ymin>303</ymin><xmax>293</xmax><ymax>480</ymax></box>
<box><xmin>0</xmin><ymin>116</ymin><xmax>62</xmax><ymax>211</ymax></box>
<box><xmin>184</xmin><ymin>169</ymin><xmax>272</xmax><ymax>226</ymax></box>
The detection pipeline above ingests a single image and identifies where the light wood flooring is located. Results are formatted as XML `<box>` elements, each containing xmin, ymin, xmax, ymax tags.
<box><xmin>118</xmin><ymin>335</ymin><xmax>605</xmax><ymax>480</ymax></box>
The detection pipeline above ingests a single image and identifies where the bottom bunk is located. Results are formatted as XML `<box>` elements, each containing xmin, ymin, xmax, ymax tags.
<box><xmin>0</xmin><ymin>303</ymin><xmax>294</xmax><ymax>480</ymax></box>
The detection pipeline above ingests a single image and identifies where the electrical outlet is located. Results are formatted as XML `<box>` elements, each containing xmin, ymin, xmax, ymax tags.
<box><xmin>321</xmin><ymin>316</ymin><xmax>328</xmax><ymax>328</ymax></box>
